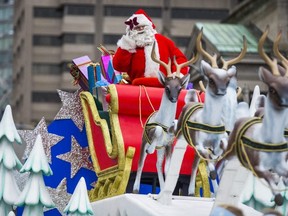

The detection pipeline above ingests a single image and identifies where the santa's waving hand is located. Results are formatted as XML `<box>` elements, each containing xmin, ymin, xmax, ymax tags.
<box><xmin>112</xmin><ymin>9</ymin><xmax>189</xmax><ymax>87</ymax></box>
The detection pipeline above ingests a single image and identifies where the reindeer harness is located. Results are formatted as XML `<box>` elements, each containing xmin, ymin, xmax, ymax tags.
<box><xmin>180</xmin><ymin>103</ymin><xmax>226</xmax><ymax>151</ymax></box>
<box><xmin>143</xmin><ymin>111</ymin><xmax>169</xmax><ymax>149</ymax></box>
<box><xmin>234</xmin><ymin>117</ymin><xmax>288</xmax><ymax>170</ymax></box>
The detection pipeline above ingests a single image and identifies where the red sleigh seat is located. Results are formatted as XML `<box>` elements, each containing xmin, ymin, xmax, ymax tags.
<box><xmin>106</xmin><ymin>84</ymin><xmax>196</xmax><ymax>174</ymax></box>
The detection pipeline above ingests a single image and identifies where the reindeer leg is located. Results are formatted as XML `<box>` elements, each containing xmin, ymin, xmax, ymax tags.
<box><xmin>275</xmin><ymin>153</ymin><xmax>288</xmax><ymax>178</ymax></box>
<box><xmin>154</xmin><ymin>136</ymin><xmax>188</xmax><ymax>205</ymax></box>
<box><xmin>164</xmin><ymin>144</ymin><xmax>173</xmax><ymax>176</ymax></box>
<box><xmin>188</xmin><ymin>156</ymin><xmax>200</xmax><ymax>196</ymax></box>
<box><xmin>146</xmin><ymin>126</ymin><xmax>162</xmax><ymax>154</ymax></box>
<box><xmin>207</xmin><ymin>162</ymin><xmax>218</xmax><ymax>197</ymax></box>
<box><xmin>133</xmin><ymin>141</ymin><xmax>148</xmax><ymax>194</ymax></box>
<box><xmin>283</xmin><ymin>176</ymin><xmax>288</xmax><ymax>187</ymax></box>
<box><xmin>156</xmin><ymin>148</ymin><xmax>165</xmax><ymax>190</ymax></box>
<box><xmin>254</xmin><ymin>165</ymin><xmax>284</xmax><ymax>206</ymax></box>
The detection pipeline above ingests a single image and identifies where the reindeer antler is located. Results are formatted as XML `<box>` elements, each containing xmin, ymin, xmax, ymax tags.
<box><xmin>221</xmin><ymin>36</ymin><xmax>247</xmax><ymax>70</ymax></box>
<box><xmin>258</xmin><ymin>26</ymin><xmax>280</xmax><ymax>76</ymax></box>
<box><xmin>196</xmin><ymin>28</ymin><xmax>218</xmax><ymax>68</ymax></box>
<box><xmin>174</xmin><ymin>52</ymin><xmax>199</xmax><ymax>77</ymax></box>
<box><xmin>151</xmin><ymin>42</ymin><xmax>172</xmax><ymax>77</ymax></box>
<box><xmin>273</xmin><ymin>31</ymin><xmax>288</xmax><ymax>75</ymax></box>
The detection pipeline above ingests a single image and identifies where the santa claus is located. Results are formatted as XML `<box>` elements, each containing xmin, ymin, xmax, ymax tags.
<box><xmin>112</xmin><ymin>9</ymin><xmax>189</xmax><ymax>87</ymax></box>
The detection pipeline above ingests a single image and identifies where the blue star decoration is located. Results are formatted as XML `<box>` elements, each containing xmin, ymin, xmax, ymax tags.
<box><xmin>43</xmin><ymin>118</ymin><xmax>97</xmax><ymax>216</ymax></box>
<box><xmin>16</xmin><ymin>89</ymin><xmax>97</xmax><ymax>216</ymax></box>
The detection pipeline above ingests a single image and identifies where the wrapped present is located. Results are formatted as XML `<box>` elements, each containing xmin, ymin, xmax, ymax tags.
<box><xmin>70</xmin><ymin>55</ymin><xmax>92</xmax><ymax>91</ymax></box>
<box><xmin>87</xmin><ymin>63</ymin><xmax>109</xmax><ymax>94</ymax></box>
<box><xmin>107</xmin><ymin>60</ymin><xmax>122</xmax><ymax>84</ymax></box>
<box><xmin>98</xmin><ymin>44</ymin><xmax>122</xmax><ymax>84</ymax></box>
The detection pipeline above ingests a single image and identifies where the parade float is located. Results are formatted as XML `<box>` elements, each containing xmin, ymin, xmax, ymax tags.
<box><xmin>0</xmin><ymin>27</ymin><xmax>287</xmax><ymax>216</ymax></box>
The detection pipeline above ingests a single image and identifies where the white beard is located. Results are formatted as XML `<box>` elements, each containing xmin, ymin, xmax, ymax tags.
<box><xmin>144</xmin><ymin>42</ymin><xmax>160</xmax><ymax>77</ymax></box>
<box><xmin>129</xmin><ymin>26</ymin><xmax>160</xmax><ymax>77</ymax></box>
<box><xmin>130</xmin><ymin>26</ymin><xmax>156</xmax><ymax>47</ymax></box>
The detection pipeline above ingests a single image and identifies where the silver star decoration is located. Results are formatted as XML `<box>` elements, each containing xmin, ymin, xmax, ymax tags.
<box><xmin>56</xmin><ymin>136</ymin><xmax>94</xmax><ymax>178</ymax></box>
<box><xmin>54</xmin><ymin>89</ymin><xmax>84</xmax><ymax>131</ymax></box>
<box><xmin>13</xmin><ymin>169</ymin><xmax>29</xmax><ymax>191</ymax></box>
<box><xmin>45</xmin><ymin>178</ymin><xmax>72</xmax><ymax>215</ymax></box>
<box><xmin>18</xmin><ymin>117</ymin><xmax>64</xmax><ymax>163</ymax></box>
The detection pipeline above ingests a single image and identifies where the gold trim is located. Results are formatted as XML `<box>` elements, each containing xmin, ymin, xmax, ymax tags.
<box><xmin>108</xmin><ymin>84</ymin><xmax>125</xmax><ymax>167</ymax></box>
<box><xmin>195</xmin><ymin>159</ymin><xmax>211</xmax><ymax>197</ymax></box>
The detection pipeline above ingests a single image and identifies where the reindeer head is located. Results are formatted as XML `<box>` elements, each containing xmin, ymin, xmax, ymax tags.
<box><xmin>258</xmin><ymin>27</ymin><xmax>288</xmax><ymax>108</ymax></box>
<box><xmin>196</xmin><ymin>28</ymin><xmax>247</xmax><ymax>96</ymax></box>
<box><xmin>151</xmin><ymin>43</ymin><xmax>198</xmax><ymax>103</ymax></box>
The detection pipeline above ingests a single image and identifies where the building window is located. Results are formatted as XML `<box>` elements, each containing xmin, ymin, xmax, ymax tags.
<box><xmin>33</xmin><ymin>35</ymin><xmax>62</xmax><ymax>46</ymax></box>
<box><xmin>34</xmin><ymin>7</ymin><xmax>63</xmax><ymax>18</ymax></box>
<box><xmin>0</xmin><ymin>37</ymin><xmax>12</xmax><ymax>50</ymax></box>
<box><xmin>104</xmin><ymin>6</ymin><xmax>161</xmax><ymax>18</ymax></box>
<box><xmin>0</xmin><ymin>23</ymin><xmax>13</xmax><ymax>35</ymax></box>
<box><xmin>32</xmin><ymin>63</ymin><xmax>61</xmax><ymax>75</ymax></box>
<box><xmin>0</xmin><ymin>51</ymin><xmax>12</xmax><ymax>64</ymax></box>
<box><xmin>0</xmin><ymin>6</ymin><xmax>13</xmax><ymax>20</ymax></box>
<box><xmin>63</xmin><ymin>33</ymin><xmax>94</xmax><ymax>44</ymax></box>
<box><xmin>65</xmin><ymin>4</ymin><xmax>94</xmax><ymax>16</ymax></box>
<box><xmin>172</xmin><ymin>8</ymin><xmax>229</xmax><ymax>20</ymax></box>
<box><xmin>103</xmin><ymin>34</ymin><xmax>121</xmax><ymax>45</ymax></box>
<box><xmin>32</xmin><ymin>92</ymin><xmax>61</xmax><ymax>103</ymax></box>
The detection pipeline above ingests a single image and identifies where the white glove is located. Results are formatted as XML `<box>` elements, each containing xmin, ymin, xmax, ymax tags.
<box><xmin>117</xmin><ymin>34</ymin><xmax>136</xmax><ymax>53</ymax></box>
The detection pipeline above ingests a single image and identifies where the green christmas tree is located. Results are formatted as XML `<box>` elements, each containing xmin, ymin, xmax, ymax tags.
<box><xmin>0</xmin><ymin>105</ymin><xmax>23</xmax><ymax>215</ymax></box>
<box><xmin>15</xmin><ymin>134</ymin><xmax>55</xmax><ymax>215</ymax></box>
<box><xmin>64</xmin><ymin>177</ymin><xmax>94</xmax><ymax>216</ymax></box>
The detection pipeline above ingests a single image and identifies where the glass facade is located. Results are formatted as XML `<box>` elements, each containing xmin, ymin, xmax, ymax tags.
<box><xmin>0</xmin><ymin>0</ymin><xmax>13</xmax><ymax>115</ymax></box>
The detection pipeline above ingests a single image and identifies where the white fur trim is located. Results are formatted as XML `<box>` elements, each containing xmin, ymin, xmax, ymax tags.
<box><xmin>117</xmin><ymin>35</ymin><xmax>136</xmax><ymax>53</ymax></box>
<box><xmin>144</xmin><ymin>41</ymin><xmax>160</xmax><ymax>77</ymax></box>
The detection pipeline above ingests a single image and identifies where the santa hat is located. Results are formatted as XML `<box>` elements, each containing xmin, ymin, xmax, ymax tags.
<box><xmin>124</xmin><ymin>9</ymin><xmax>156</xmax><ymax>30</ymax></box>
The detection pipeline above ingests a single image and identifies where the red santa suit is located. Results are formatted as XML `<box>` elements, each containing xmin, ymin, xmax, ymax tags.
<box><xmin>113</xmin><ymin>9</ymin><xmax>189</xmax><ymax>87</ymax></box>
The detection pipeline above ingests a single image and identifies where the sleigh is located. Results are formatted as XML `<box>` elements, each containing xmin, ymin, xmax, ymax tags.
<box><xmin>80</xmin><ymin>83</ymin><xmax>210</xmax><ymax>201</ymax></box>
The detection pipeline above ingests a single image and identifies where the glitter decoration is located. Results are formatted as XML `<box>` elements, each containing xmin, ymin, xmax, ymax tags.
<box><xmin>13</xmin><ymin>169</ymin><xmax>29</xmax><ymax>191</ymax></box>
<box><xmin>54</xmin><ymin>89</ymin><xmax>84</xmax><ymax>131</ymax></box>
<box><xmin>56</xmin><ymin>136</ymin><xmax>94</xmax><ymax>178</ymax></box>
<box><xmin>18</xmin><ymin>117</ymin><xmax>64</xmax><ymax>163</ymax></box>
<box><xmin>45</xmin><ymin>178</ymin><xmax>72</xmax><ymax>215</ymax></box>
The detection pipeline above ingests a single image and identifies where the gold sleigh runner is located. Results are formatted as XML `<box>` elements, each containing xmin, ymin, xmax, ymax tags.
<box><xmin>80</xmin><ymin>85</ymin><xmax>135</xmax><ymax>202</ymax></box>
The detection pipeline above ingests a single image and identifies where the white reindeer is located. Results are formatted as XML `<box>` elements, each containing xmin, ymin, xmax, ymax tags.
<box><xmin>132</xmin><ymin>43</ymin><xmax>198</xmax><ymax>193</ymax></box>
<box><xmin>226</xmin><ymin>28</ymin><xmax>288</xmax><ymax>206</ymax></box>
<box><xmin>154</xmin><ymin>29</ymin><xmax>247</xmax><ymax>204</ymax></box>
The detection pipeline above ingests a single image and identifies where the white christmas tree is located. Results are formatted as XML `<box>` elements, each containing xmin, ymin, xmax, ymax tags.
<box><xmin>0</xmin><ymin>105</ymin><xmax>23</xmax><ymax>215</ymax></box>
<box><xmin>64</xmin><ymin>177</ymin><xmax>94</xmax><ymax>216</ymax></box>
<box><xmin>15</xmin><ymin>134</ymin><xmax>55</xmax><ymax>215</ymax></box>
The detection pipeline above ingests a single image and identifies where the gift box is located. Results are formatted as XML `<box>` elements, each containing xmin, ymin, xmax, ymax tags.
<box><xmin>87</xmin><ymin>63</ymin><xmax>108</xmax><ymax>93</ymax></box>
<box><xmin>98</xmin><ymin>45</ymin><xmax>122</xmax><ymax>84</ymax></box>
<box><xmin>70</xmin><ymin>55</ymin><xmax>92</xmax><ymax>91</ymax></box>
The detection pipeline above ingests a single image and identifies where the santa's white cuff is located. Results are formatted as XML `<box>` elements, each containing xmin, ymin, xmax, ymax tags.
<box><xmin>117</xmin><ymin>35</ymin><xmax>136</xmax><ymax>53</ymax></box>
